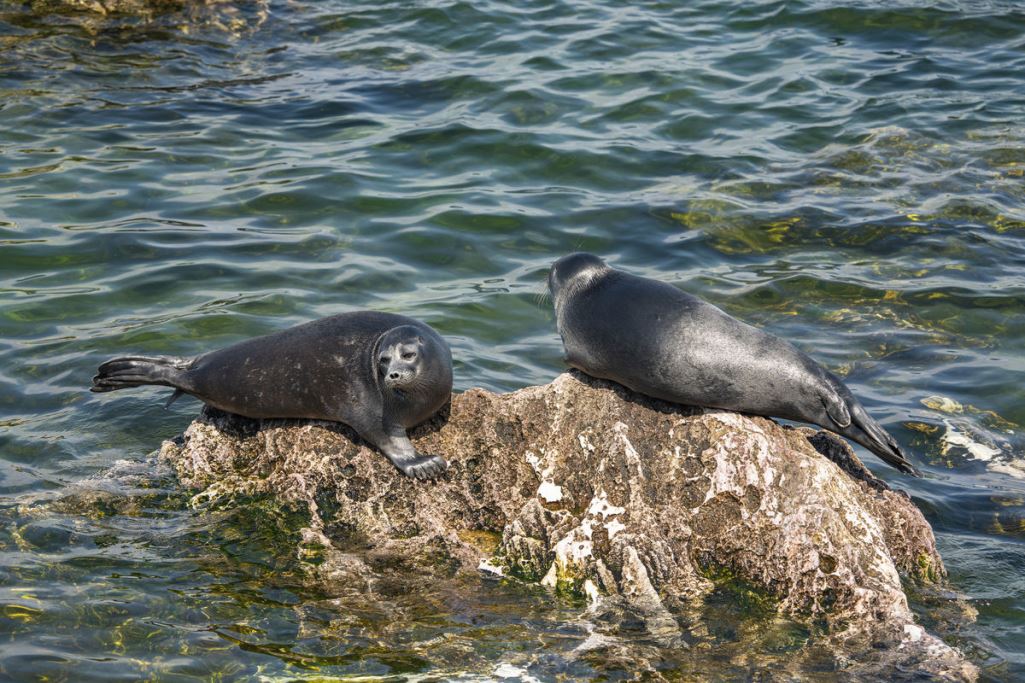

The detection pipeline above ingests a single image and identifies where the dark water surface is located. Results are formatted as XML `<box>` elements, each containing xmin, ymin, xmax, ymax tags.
<box><xmin>2</xmin><ymin>0</ymin><xmax>1024</xmax><ymax>680</ymax></box>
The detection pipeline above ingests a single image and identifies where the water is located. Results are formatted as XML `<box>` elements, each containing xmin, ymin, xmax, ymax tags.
<box><xmin>1</xmin><ymin>0</ymin><xmax>1024</xmax><ymax>679</ymax></box>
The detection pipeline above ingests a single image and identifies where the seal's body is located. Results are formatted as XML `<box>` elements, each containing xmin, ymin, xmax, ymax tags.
<box><xmin>92</xmin><ymin>312</ymin><xmax>452</xmax><ymax>479</ymax></box>
<box><xmin>548</xmin><ymin>253</ymin><xmax>918</xmax><ymax>475</ymax></box>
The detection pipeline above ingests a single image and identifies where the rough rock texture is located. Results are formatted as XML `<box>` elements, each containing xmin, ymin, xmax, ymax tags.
<box><xmin>30</xmin><ymin>0</ymin><xmax>186</xmax><ymax>12</ymax></box>
<box><xmin>160</xmin><ymin>371</ymin><xmax>975</xmax><ymax>681</ymax></box>
<box><xmin>25</xmin><ymin>0</ymin><xmax>268</xmax><ymax>34</ymax></box>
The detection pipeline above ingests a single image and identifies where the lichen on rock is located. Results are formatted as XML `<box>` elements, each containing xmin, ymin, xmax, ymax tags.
<box><xmin>159</xmin><ymin>371</ymin><xmax>976</xmax><ymax>680</ymax></box>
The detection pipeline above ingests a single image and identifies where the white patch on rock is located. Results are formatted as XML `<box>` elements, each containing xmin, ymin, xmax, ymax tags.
<box><xmin>898</xmin><ymin>620</ymin><xmax>965</xmax><ymax>663</ymax></box>
<box><xmin>542</xmin><ymin>525</ymin><xmax>596</xmax><ymax>589</ymax></box>
<box><xmin>525</xmin><ymin>450</ymin><xmax>541</xmax><ymax>474</ymax></box>
<box><xmin>903</xmin><ymin>623</ymin><xmax>924</xmax><ymax>643</ymax></box>
<box><xmin>478</xmin><ymin>558</ymin><xmax>505</xmax><ymax>576</ymax></box>
<box><xmin>700</xmin><ymin>412</ymin><xmax>772</xmax><ymax>508</ymax></box>
<box><xmin>493</xmin><ymin>663</ymin><xmax>542</xmax><ymax>681</ymax></box>
<box><xmin>538</xmin><ymin>480</ymin><xmax>564</xmax><ymax>502</ymax></box>
<box><xmin>613</xmin><ymin>422</ymin><xmax>644</xmax><ymax>478</ymax></box>
<box><xmin>540</xmin><ymin>562</ymin><xmax>559</xmax><ymax>588</ymax></box>
<box><xmin>587</xmin><ymin>490</ymin><xmax>625</xmax><ymax>518</ymax></box>
<box><xmin>578</xmin><ymin>433</ymin><xmax>595</xmax><ymax>452</ymax></box>
<box><xmin>605</xmin><ymin>518</ymin><xmax>626</xmax><ymax>539</ymax></box>
<box><xmin>586</xmin><ymin>489</ymin><xmax>627</xmax><ymax>539</ymax></box>
<box><xmin>583</xmin><ymin>578</ymin><xmax>600</xmax><ymax>603</ymax></box>
<box><xmin>528</xmin><ymin>448</ymin><xmax>564</xmax><ymax>504</ymax></box>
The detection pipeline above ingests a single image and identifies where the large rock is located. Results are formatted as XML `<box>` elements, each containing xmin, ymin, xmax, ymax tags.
<box><xmin>160</xmin><ymin>371</ymin><xmax>975</xmax><ymax>680</ymax></box>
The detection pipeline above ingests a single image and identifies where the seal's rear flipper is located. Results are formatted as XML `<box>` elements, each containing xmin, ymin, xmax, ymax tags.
<box><xmin>91</xmin><ymin>355</ymin><xmax>190</xmax><ymax>394</ymax></box>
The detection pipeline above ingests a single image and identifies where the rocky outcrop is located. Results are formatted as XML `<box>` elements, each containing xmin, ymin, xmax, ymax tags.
<box><xmin>25</xmin><ymin>0</ymin><xmax>267</xmax><ymax>34</ymax></box>
<box><xmin>160</xmin><ymin>371</ymin><xmax>975</xmax><ymax>680</ymax></box>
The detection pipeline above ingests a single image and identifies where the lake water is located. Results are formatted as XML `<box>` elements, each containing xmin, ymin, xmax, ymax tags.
<box><xmin>1</xmin><ymin>0</ymin><xmax>1024</xmax><ymax>680</ymax></box>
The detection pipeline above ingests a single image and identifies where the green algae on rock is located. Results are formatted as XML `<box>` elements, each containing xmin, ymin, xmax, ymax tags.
<box><xmin>160</xmin><ymin>371</ymin><xmax>976</xmax><ymax>681</ymax></box>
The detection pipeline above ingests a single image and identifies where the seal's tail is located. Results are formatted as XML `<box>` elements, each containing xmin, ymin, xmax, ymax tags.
<box><xmin>91</xmin><ymin>356</ymin><xmax>190</xmax><ymax>395</ymax></box>
<box><xmin>838</xmin><ymin>399</ymin><xmax>921</xmax><ymax>476</ymax></box>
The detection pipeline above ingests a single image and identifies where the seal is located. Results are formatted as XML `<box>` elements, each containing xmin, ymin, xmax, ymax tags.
<box><xmin>91</xmin><ymin>311</ymin><xmax>453</xmax><ymax>480</ymax></box>
<box><xmin>548</xmin><ymin>253</ymin><xmax>919</xmax><ymax>475</ymax></box>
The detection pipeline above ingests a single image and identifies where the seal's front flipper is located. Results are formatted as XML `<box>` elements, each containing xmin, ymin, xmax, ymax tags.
<box><xmin>371</xmin><ymin>426</ymin><xmax>449</xmax><ymax>480</ymax></box>
<box><xmin>394</xmin><ymin>453</ymin><xmax>448</xmax><ymax>480</ymax></box>
<box><xmin>820</xmin><ymin>389</ymin><xmax>852</xmax><ymax>429</ymax></box>
<box><xmin>164</xmin><ymin>388</ymin><xmax>184</xmax><ymax>409</ymax></box>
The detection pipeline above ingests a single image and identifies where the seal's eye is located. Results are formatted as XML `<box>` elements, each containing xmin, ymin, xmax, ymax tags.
<box><xmin>379</xmin><ymin>356</ymin><xmax>390</xmax><ymax>364</ymax></box>
<box><xmin>402</xmin><ymin>352</ymin><xmax>416</xmax><ymax>360</ymax></box>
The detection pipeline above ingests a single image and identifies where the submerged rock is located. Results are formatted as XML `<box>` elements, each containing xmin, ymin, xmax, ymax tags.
<box><xmin>160</xmin><ymin>371</ymin><xmax>976</xmax><ymax>681</ymax></box>
<box><xmin>24</xmin><ymin>0</ymin><xmax>268</xmax><ymax>34</ymax></box>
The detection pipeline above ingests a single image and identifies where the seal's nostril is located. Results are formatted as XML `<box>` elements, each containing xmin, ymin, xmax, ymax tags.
<box><xmin>389</xmin><ymin>372</ymin><xmax>399</xmax><ymax>380</ymax></box>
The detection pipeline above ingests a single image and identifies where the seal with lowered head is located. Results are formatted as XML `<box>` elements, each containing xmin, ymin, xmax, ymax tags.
<box><xmin>91</xmin><ymin>312</ymin><xmax>453</xmax><ymax>480</ymax></box>
<box><xmin>548</xmin><ymin>253</ymin><xmax>919</xmax><ymax>475</ymax></box>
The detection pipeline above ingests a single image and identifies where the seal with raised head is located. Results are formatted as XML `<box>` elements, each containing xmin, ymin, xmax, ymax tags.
<box><xmin>91</xmin><ymin>312</ymin><xmax>453</xmax><ymax>480</ymax></box>
<box><xmin>548</xmin><ymin>253</ymin><xmax>919</xmax><ymax>475</ymax></box>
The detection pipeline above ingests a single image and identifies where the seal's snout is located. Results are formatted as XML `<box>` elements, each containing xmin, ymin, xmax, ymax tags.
<box><xmin>385</xmin><ymin>363</ymin><xmax>416</xmax><ymax>383</ymax></box>
<box><xmin>378</xmin><ymin>336</ymin><xmax>424</xmax><ymax>391</ymax></box>
<box><xmin>384</xmin><ymin>371</ymin><xmax>414</xmax><ymax>390</ymax></box>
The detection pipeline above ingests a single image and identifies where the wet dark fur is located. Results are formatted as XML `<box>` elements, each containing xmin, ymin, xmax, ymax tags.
<box><xmin>548</xmin><ymin>253</ymin><xmax>919</xmax><ymax>475</ymax></box>
<box><xmin>92</xmin><ymin>311</ymin><xmax>453</xmax><ymax>479</ymax></box>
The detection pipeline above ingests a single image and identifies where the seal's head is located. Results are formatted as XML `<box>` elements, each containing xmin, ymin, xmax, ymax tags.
<box><xmin>548</xmin><ymin>252</ymin><xmax>608</xmax><ymax>310</ymax></box>
<box><xmin>375</xmin><ymin>324</ymin><xmax>451</xmax><ymax>398</ymax></box>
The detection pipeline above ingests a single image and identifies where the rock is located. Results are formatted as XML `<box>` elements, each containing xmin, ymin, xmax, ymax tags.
<box><xmin>160</xmin><ymin>371</ymin><xmax>976</xmax><ymax>681</ymax></box>
<box><xmin>24</xmin><ymin>0</ymin><xmax>268</xmax><ymax>34</ymax></box>
<box><xmin>29</xmin><ymin>0</ymin><xmax>186</xmax><ymax>14</ymax></box>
